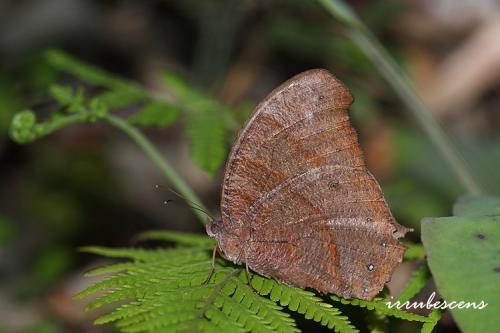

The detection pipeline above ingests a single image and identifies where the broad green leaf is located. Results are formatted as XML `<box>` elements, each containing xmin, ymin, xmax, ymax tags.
<box><xmin>128</xmin><ymin>101</ymin><xmax>180</xmax><ymax>127</ymax></box>
<box><xmin>452</xmin><ymin>195</ymin><xmax>500</xmax><ymax>217</ymax></box>
<box><xmin>421</xmin><ymin>195</ymin><xmax>500</xmax><ymax>333</ymax></box>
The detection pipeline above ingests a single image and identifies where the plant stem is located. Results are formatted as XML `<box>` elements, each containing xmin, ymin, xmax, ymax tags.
<box><xmin>318</xmin><ymin>0</ymin><xmax>482</xmax><ymax>195</ymax></box>
<box><xmin>44</xmin><ymin>113</ymin><xmax>88</xmax><ymax>133</ymax></box>
<box><xmin>104</xmin><ymin>114</ymin><xmax>210</xmax><ymax>223</ymax></box>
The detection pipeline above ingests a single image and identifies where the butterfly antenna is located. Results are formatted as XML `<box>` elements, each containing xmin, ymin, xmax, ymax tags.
<box><xmin>157</xmin><ymin>185</ymin><xmax>215</xmax><ymax>221</ymax></box>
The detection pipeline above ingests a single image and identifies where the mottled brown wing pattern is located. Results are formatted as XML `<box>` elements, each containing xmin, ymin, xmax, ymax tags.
<box><xmin>221</xmin><ymin>69</ymin><xmax>356</xmax><ymax>227</ymax></box>
<box><xmin>243</xmin><ymin>165</ymin><xmax>406</xmax><ymax>299</ymax></box>
<box><xmin>214</xmin><ymin>69</ymin><xmax>410</xmax><ymax>300</ymax></box>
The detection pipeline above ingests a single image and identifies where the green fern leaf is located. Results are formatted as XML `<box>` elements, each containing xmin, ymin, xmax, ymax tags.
<box><xmin>162</xmin><ymin>72</ymin><xmax>229</xmax><ymax>176</ymax></box>
<box><xmin>128</xmin><ymin>101</ymin><xmax>181</xmax><ymax>128</ymax></box>
<box><xmin>251</xmin><ymin>275</ymin><xmax>357</xmax><ymax>333</ymax></box>
<box><xmin>49</xmin><ymin>84</ymin><xmax>75</xmax><ymax>106</ymax></box>
<box><xmin>78</xmin><ymin>232</ymin><xmax>434</xmax><ymax>333</ymax></box>
<box><xmin>95</xmin><ymin>90</ymin><xmax>148</xmax><ymax>109</ymax></box>
<box><xmin>184</xmin><ymin>104</ymin><xmax>227</xmax><ymax>176</ymax></box>
<box><xmin>84</xmin><ymin>262</ymin><xmax>139</xmax><ymax>277</ymax></box>
<box><xmin>330</xmin><ymin>295</ymin><xmax>429</xmax><ymax>323</ymax></box>
<box><xmin>44</xmin><ymin>50</ymin><xmax>232</xmax><ymax>175</ymax></box>
<box><xmin>420</xmin><ymin>309</ymin><xmax>441</xmax><ymax>333</ymax></box>
<box><xmin>403</xmin><ymin>242</ymin><xmax>426</xmax><ymax>261</ymax></box>
<box><xmin>227</xmin><ymin>280</ymin><xmax>299</xmax><ymax>333</ymax></box>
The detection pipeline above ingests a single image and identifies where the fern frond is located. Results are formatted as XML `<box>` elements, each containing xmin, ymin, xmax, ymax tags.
<box><xmin>397</xmin><ymin>264</ymin><xmax>429</xmax><ymax>303</ymax></box>
<box><xmin>78</xmin><ymin>244</ymin><xmax>298</xmax><ymax>333</ymax></box>
<box><xmin>128</xmin><ymin>101</ymin><xmax>181</xmax><ymax>128</ymax></box>
<box><xmin>330</xmin><ymin>296</ymin><xmax>430</xmax><ymax>323</ymax></box>
<box><xmin>95</xmin><ymin>90</ymin><xmax>148</xmax><ymax>109</ymax></box>
<box><xmin>41</xmin><ymin>50</ymin><xmax>233</xmax><ymax>175</ymax></box>
<box><xmin>161</xmin><ymin>72</ymin><xmax>231</xmax><ymax>175</ymax></box>
<box><xmin>226</xmin><ymin>280</ymin><xmax>299</xmax><ymax>333</ymax></box>
<box><xmin>84</xmin><ymin>262</ymin><xmax>142</xmax><ymax>277</ymax></box>
<box><xmin>79</xmin><ymin>233</ymin><xmax>433</xmax><ymax>333</ymax></box>
<box><xmin>184</xmin><ymin>105</ymin><xmax>227</xmax><ymax>176</ymax></box>
<box><xmin>420</xmin><ymin>309</ymin><xmax>441</xmax><ymax>333</ymax></box>
<box><xmin>251</xmin><ymin>275</ymin><xmax>357</xmax><ymax>333</ymax></box>
<box><xmin>403</xmin><ymin>242</ymin><xmax>426</xmax><ymax>261</ymax></box>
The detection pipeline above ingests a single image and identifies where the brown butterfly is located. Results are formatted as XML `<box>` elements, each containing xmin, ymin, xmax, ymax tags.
<box><xmin>206</xmin><ymin>69</ymin><xmax>411</xmax><ymax>300</ymax></box>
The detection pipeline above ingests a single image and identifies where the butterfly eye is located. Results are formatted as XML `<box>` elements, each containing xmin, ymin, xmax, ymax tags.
<box><xmin>206</xmin><ymin>220</ymin><xmax>224</xmax><ymax>238</ymax></box>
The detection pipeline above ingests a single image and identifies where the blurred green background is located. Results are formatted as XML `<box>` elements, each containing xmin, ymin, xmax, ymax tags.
<box><xmin>1</xmin><ymin>0</ymin><xmax>499</xmax><ymax>332</ymax></box>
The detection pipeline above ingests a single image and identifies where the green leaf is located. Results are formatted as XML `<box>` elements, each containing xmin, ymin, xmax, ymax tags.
<box><xmin>452</xmin><ymin>195</ymin><xmax>500</xmax><ymax>216</ymax></box>
<box><xmin>128</xmin><ymin>101</ymin><xmax>181</xmax><ymax>127</ymax></box>
<box><xmin>420</xmin><ymin>309</ymin><xmax>441</xmax><ymax>333</ymax></box>
<box><xmin>94</xmin><ymin>90</ymin><xmax>148</xmax><ymax>109</ymax></box>
<box><xmin>48</xmin><ymin>83</ymin><xmax>85</xmax><ymax>113</ymax></box>
<box><xmin>251</xmin><ymin>276</ymin><xmax>358</xmax><ymax>332</ymax></box>
<box><xmin>403</xmin><ymin>242</ymin><xmax>425</xmax><ymax>261</ymax></box>
<box><xmin>421</xmin><ymin>195</ymin><xmax>500</xmax><ymax>333</ymax></box>
<box><xmin>185</xmin><ymin>106</ymin><xmax>227</xmax><ymax>176</ymax></box>
<box><xmin>77</xmin><ymin>243</ymin><xmax>299</xmax><ymax>333</ymax></box>
<box><xmin>161</xmin><ymin>71</ymin><xmax>229</xmax><ymax>175</ymax></box>
<box><xmin>331</xmin><ymin>296</ymin><xmax>429</xmax><ymax>323</ymax></box>
<box><xmin>49</xmin><ymin>84</ymin><xmax>74</xmax><ymax>106</ymax></box>
<box><xmin>78</xmin><ymin>232</ymin><xmax>442</xmax><ymax>333</ymax></box>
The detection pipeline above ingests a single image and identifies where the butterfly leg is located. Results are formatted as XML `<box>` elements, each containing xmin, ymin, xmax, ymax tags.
<box><xmin>202</xmin><ymin>245</ymin><xmax>218</xmax><ymax>285</ymax></box>
<box><xmin>244</xmin><ymin>257</ymin><xmax>260</xmax><ymax>293</ymax></box>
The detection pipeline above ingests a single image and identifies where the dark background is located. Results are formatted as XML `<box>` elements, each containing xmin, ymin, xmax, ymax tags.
<box><xmin>0</xmin><ymin>0</ymin><xmax>499</xmax><ymax>332</ymax></box>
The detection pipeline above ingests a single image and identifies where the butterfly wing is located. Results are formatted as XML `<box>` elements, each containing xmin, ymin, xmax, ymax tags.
<box><xmin>219</xmin><ymin>69</ymin><xmax>409</xmax><ymax>300</ymax></box>
<box><xmin>242</xmin><ymin>164</ymin><xmax>407</xmax><ymax>299</ymax></box>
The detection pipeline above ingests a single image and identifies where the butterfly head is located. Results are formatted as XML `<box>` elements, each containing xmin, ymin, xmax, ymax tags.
<box><xmin>205</xmin><ymin>219</ymin><xmax>224</xmax><ymax>239</ymax></box>
<box><xmin>205</xmin><ymin>219</ymin><xmax>244</xmax><ymax>264</ymax></box>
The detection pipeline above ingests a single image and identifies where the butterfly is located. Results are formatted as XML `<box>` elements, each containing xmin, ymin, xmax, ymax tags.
<box><xmin>206</xmin><ymin>69</ymin><xmax>410</xmax><ymax>300</ymax></box>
